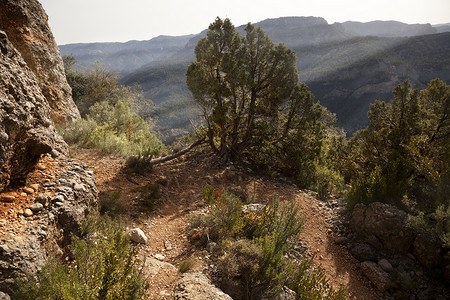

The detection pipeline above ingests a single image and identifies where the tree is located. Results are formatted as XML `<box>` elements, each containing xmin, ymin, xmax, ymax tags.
<box><xmin>63</xmin><ymin>55</ymin><xmax>153</xmax><ymax>119</ymax></box>
<box><xmin>347</xmin><ymin>79</ymin><xmax>449</xmax><ymax>213</ymax></box>
<box><xmin>187</xmin><ymin>18</ymin><xmax>301</xmax><ymax>160</ymax></box>
<box><xmin>187</xmin><ymin>18</ymin><xmax>341</xmax><ymax>195</ymax></box>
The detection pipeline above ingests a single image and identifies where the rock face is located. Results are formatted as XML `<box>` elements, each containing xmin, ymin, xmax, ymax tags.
<box><xmin>349</xmin><ymin>203</ymin><xmax>446</xmax><ymax>268</ymax></box>
<box><xmin>0</xmin><ymin>31</ymin><xmax>67</xmax><ymax>192</ymax></box>
<box><xmin>360</xmin><ymin>261</ymin><xmax>390</xmax><ymax>292</ymax></box>
<box><xmin>350</xmin><ymin>202</ymin><xmax>415</xmax><ymax>253</ymax></box>
<box><xmin>174</xmin><ymin>273</ymin><xmax>233</xmax><ymax>300</ymax></box>
<box><xmin>349</xmin><ymin>202</ymin><xmax>450</xmax><ymax>297</ymax></box>
<box><xmin>0</xmin><ymin>2</ymin><xmax>98</xmax><ymax>296</ymax></box>
<box><xmin>0</xmin><ymin>0</ymin><xmax>80</xmax><ymax>125</ymax></box>
<box><xmin>0</xmin><ymin>155</ymin><xmax>98</xmax><ymax>293</ymax></box>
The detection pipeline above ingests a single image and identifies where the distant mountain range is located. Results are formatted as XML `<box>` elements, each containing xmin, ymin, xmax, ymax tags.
<box><xmin>60</xmin><ymin>17</ymin><xmax>450</xmax><ymax>140</ymax></box>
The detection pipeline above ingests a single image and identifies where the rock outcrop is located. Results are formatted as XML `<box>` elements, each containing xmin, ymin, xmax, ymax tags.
<box><xmin>350</xmin><ymin>202</ymin><xmax>416</xmax><ymax>254</ymax></box>
<box><xmin>0</xmin><ymin>31</ymin><xmax>67</xmax><ymax>192</ymax></box>
<box><xmin>174</xmin><ymin>273</ymin><xmax>233</xmax><ymax>300</ymax></box>
<box><xmin>349</xmin><ymin>202</ymin><xmax>450</xmax><ymax>297</ymax></box>
<box><xmin>0</xmin><ymin>0</ymin><xmax>80</xmax><ymax>125</ymax></box>
<box><xmin>0</xmin><ymin>3</ymin><xmax>98</xmax><ymax>297</ymax></box>
<box><xmin>0</xmin><ymin>153</ymin><xmax>98</xmax><ymax>293</ymax></box>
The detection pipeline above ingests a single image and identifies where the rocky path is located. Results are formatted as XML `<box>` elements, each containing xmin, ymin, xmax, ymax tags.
<box><xmin>74</xmin><ymin>148</ymin><xmax>380</xmax><ymax>299</ymax></box>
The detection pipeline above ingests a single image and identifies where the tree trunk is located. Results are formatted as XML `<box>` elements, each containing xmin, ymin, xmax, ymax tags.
<box><xmin>149</xmin><ymin>137</ymin><xmax>206</xmax><ymax>165</ymax></box>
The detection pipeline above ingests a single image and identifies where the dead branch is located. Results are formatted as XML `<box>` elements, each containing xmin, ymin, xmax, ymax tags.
<box><xmin>149</xmin><ymin>137</ymin><xmax>206</xmax><ymax>165</ymax></box>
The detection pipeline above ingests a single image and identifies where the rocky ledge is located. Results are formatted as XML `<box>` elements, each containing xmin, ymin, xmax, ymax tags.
<box><xmin>344</xmin><ymin>202</ymin><xmax>450</xmax><ymax>299</ymax></box>
<box><xmin>0</xmin><ymin>152</ymin><xmax>97</xmax><ymax>294</ymax></box>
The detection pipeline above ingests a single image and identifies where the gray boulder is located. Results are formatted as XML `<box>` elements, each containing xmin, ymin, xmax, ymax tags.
<box><xmin>413</xmin><ymin>232</ymin><xmax>443</xmax><ymax>269</ymax></box>
<box><xmin>350</xmin><ymin>202</ymin><xmax>415</xmax><ymax>253</ymax></box>
<box><xmin>174</xmin><ymin>273</ymin><xmax>232</xmax><ymax>300</ymax></box>
<box><xmin>129</xmin><ymin>228</ymin><xmax>148</xmax><ymax>244</ymax></box>
<box><xmin>360</xmin><ymin>261</ymin><xmax>390</xmax><ymax>292</ymax></box>
<box><xmin>349</xmin><ymin>242</ymin><xmax>378</xmax><ymax>262</ymax></box>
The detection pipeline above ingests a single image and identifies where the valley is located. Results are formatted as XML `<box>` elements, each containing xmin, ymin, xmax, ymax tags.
<box><xmin>60</xmin><ymin>17</ymin><xmax>450</xmax><ymax>138</ymax></box>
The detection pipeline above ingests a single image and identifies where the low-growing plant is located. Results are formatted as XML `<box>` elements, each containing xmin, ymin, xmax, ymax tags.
<box><xmin>198</xmin><ymin>187</ymin><xmax>244</xmax><ymax>242</ymax></box>
<box><xmin>287</xmin><ymin>258</ymin><xmax>346</xmax><ymax>300</ymax></box>
<box><xmin>14</xmin><ymin>214</ymin><xmax>147</xmax><ymax>300</ymax></box>
<box><xmin>178</xmin><ymin>257</ymin><xmax>197</xmax><ymax>273</ymax></box>
<box><xmin>194</xmin><ymin>186</ymin><xmax>346</xmax><ymax>300</ymax></box>
<box><xmin>218</xmin><ymin>239</ymin><xmax>265</xmax><ymax>299</ymax></box>
<box><xmin>58</xmin><ymin>118</ymin><xmax>97</xmax><ymax>146</ymax></box>
<box><xmin>99</xmin><ymin>190</ymin><xmax>124</xmax><ymax>216</ymax></box>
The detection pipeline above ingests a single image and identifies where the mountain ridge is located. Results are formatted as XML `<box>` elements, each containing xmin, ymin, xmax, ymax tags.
<box><xmin>59</xmin><ymin>17</ymin><xmax>450</xmax><ymax>139</ymax></box>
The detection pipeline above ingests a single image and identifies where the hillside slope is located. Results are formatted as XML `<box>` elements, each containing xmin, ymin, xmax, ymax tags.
<box><xmin>60</xmin><ymin>34</ymin><xmax>194</xmax><ymax>74</ymax></box>
<box><xmin>120</xmin><ymin>32</ymin><xmax>450</xmax><ymax>136</ymax></box>
<box><xmin>61</xmin><ymin>17</ymin><xmax>450</xmax><ymax>137</ymax></box>
<box><xmin>73</xmin><ymin>147</ymin><xmax>380</xmax><ymax>299</ymax></box>
<box><xmin>304</xmin><ymin>32</ymin><xmax>450</xmax><ymax>132</ymax></box>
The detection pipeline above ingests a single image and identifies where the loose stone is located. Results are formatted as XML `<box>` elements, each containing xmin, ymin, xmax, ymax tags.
<box><xmin>30</xmin><ymin>203</ymin><xmax>44</xmax><ymax>212</ymax></box>
<box><xmin>51</xmin><ymin>195</ymin><xmax>65</xmax><ymax>202</ymax></box>
<box><xmin>23</xmin><ymin>209</ymin><xmax>33</xmax><ymax>217</ymax></box>
<box><xmin>73</xmin><ymin>183</ymin><xmax>84</xmax><ymax>191</ymax></box>
<box><xmin>23</xmin><ymin>187</ymin><xmax>34</xmax><ymax>194</ymax></box>
<box><xmin>154</xmin><ymin>254</ymin><xmax>165</xmax><ymax>261</ymax></box>
<box><xmin>0</xmin><ymin>195</ymin><xmax>15</xmax><ymax>202</ymax></box>
<box><xmin>36</xmin><ymin>164</ymin><xmax>46</xmax><ymax>171</ymax></box>
<box><xmin>50</xmin><ymin>149</ymin><xmax>60</xmax><ymax>157</ymax></box>
<box><xmin>129</xmin><ymin>228</ymin><xmax>147</xmax><ymax>244</ymax></box>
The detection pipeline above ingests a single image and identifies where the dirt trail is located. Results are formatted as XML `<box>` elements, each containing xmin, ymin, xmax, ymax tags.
<box><xmin>73</xmin><ymin>148</ymin><xmax>380</xmax><ymax>299</ymax></box>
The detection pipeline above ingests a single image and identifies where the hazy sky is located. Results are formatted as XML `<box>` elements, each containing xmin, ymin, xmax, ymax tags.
<box><xmin>40</xmin><ymin>0</ymin><xmax>450</xmax><ymax>45</ymax></box>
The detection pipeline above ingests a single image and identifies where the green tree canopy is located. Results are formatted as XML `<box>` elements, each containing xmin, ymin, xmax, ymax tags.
<box><xmin>347</xmin><ymin>79</ymin><xmax>449</xmax><ymax>213</ymax></box>
<box><xmin>186</xmin><ymin>17</ymin><xmax>332</xmax><ymax>167</ymax></box>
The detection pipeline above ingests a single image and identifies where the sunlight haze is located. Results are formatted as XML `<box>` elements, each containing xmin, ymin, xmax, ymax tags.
<box><xmin>39</xmin><ymin>0</ymin><xmax>450</xmax><ymax>45</ymax></box>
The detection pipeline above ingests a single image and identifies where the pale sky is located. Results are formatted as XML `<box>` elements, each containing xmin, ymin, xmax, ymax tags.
<box><xmin>39</xmin><ymin>0</ymin><xmax>450</xmax><ymax>45</ymax></box>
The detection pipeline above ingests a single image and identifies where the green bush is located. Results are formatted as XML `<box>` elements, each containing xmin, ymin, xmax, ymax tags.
<box><xmin>61</xmin><ymin>57</ymin><xmax>164</xmax><ymax>159</ymax></box>
<box><xmin>59</xmin><ymin>100</ymin><xmax>164</xmax><ymax>158</ymax></box>
<box><xmin>99</xmin><ymin>190</ymin><xmax>125</xmax><ymax>216</ymax></box>
<box><xmin>125</xmin><ymin>147</ymin><xmax>156</xmax><ymax>174</ymax></box>
<box><xmin>287</xmin><ymin>258</ymin><xmax>347</xmax><ymax>300</ymax></box>
<box><xmin>58</xmin><ymin>118</ymin><xmax>97</xmax><ymax>145</ymax></box>
<box><xmin>14</xmin><ymin>214</ymin><xmax>147</xmax><ymax>300</ymax></box>
<box><xmin>192</xmin><ymin>186</ymin><xmax>346</xmax><ymax>300</ymax></box>
<box><xmin>345</xmin><ymin>79</ymin><xmax>449</xmax><ymax>244</ymax></box>
<box><xmin>218</xmin><ymin>239</ymin><xmax>265</xmax><ymax>299</ymax></box>
<box><xmin>199</xmin><ymin>187</ymin><xmax>244</xmax><ymax>242</ymax></box>
<box><xmin>178</xmin><ymin>257</ymin><xmax>198</xmax><ymax>273</ymax></box>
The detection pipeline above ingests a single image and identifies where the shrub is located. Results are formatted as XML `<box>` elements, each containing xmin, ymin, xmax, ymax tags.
<box><xmin>178</xmin><ymin>257</ymin><xmax>198</xmax><ymax>273</ymax></box>
<box><xmin>61</xmin><ymin>57</ymin><xmax>164</xmax><ymax>159</ymax></box>
<box><xmin>345</xmin><ymin>79</ymin><xmax>449</xmax><ymax>242</ymax></box>
<box><xmin>218</xmin><ymin>239</ymin><xmax>264</xmax><ymax>299</ymax></box>
<box><xmin>192</xmin><ymin>186</ymin><xmax>346</xmax><ymax>300</ymax></box>
<box><xmin>58</xmin><ymin>118</ymin><xmax>97</xmax><ymax>145</ymax></box>
<box><xmin>199</xmin><ymin>187</ymin><xmax>244</xmax><ymax>242</ymax></box>
<box><xmin>125</xmin><ymin>147</ymin><xmax>155</xmax><ymax>174</ymax></box>
<box><xmin>287</xmin><ymin>259</ymin><xmax>346</xmax><ymax>300</ymax></box>
<box><xmin>14</xmin><ymin>214</ymin><xmax>147</xmax><ymax>300</ymax></box>
<box><xmin>99</xmin><ymin>190</ymin><xmax>125</xmax><ymax>216</ymax></box>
